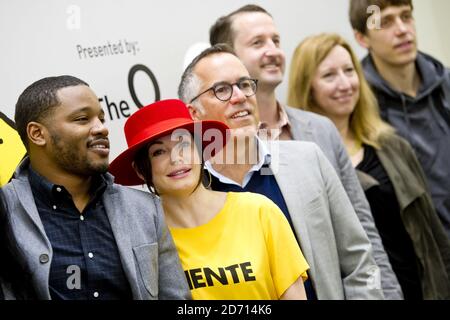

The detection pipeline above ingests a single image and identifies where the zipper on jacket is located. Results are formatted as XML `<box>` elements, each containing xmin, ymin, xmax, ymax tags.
<box><xmin>400</xmin><ymin>94</ymin><xmax>413</xmax><ymax>139</ymax></box>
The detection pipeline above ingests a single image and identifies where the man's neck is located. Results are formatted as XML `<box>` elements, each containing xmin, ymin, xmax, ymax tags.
<box><xmin>256</xmin><ymin>85</ymin><xmax>279</xmax><ymax>127</ymax></box>
<box><xmin>372</xmin><ymin>54</ymin><xmax>421</xmax><ymax>98</ymax></box>
<box><xmin>211</xmin><ymin>132</ymin><xmax>259</xmax><ymax>186</ymax></box>
<box><xmin>30</xmin><ymin>156</ymin><xmax>93</xmax><ymax>212</ymax></box>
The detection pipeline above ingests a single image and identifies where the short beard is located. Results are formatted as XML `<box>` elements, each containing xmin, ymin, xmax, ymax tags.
<box><xmin>50</xmin><ymin>132</ymin><xmax>108</xmax><ymax>176</ymax></box>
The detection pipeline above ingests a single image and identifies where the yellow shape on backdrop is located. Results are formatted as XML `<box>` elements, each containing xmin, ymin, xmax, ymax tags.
<box><xmin>0</xmin><ymin>112</ymin><xmax>26</xmax><ymax>187</ymax></box>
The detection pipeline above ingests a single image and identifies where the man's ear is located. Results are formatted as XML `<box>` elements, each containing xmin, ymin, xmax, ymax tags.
<box><xmin>354</xmin><ymin>30</ymin><xmax>370</xmax><ymax>50</ymax></box>
<box><xmin>27</xmin><ymin>122</ymin><xmax>47</xmax><ymax>147</ymax></box>
<box><xmin>187</xmin><ymin>103</ymin><xmax>202</xmax><ymax>121</ymax></box>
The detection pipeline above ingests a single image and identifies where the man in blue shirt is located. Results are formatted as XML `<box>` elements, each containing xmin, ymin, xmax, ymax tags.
<box><xmin>208</xmin><ymin>4</ymin><xmax>401</xmax><ymax>299</ymax></box>
<box><xmin>1</xmin><ymin>75</ymin><xmax>190</xmax><ymax>300</ymax></box>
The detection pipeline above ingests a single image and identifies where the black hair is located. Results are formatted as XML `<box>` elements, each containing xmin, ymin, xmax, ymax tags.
<box><xmin>133</xmin><ymin>133</ymin><xmax>208</xmax><ymax>196</ymax></box>
<box><xmin>349</xmin><ymin>0</ymin><xmax>414</xmax><ymax>34</ymax></box>
<box><xmin>14</xmin><ymin>75</ymin><xmax>89</xmax><ymax>149</ymax></box>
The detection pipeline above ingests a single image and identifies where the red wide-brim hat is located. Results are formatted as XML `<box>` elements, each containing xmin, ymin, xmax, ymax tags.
<box><xmin>109</xmin><ymin>99</ymin><xmax>229</xmax><ymax>186</ymax></box>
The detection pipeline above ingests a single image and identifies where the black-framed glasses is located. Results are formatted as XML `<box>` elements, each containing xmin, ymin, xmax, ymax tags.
<box><xmin>190</xmin><ymin>78</ymin><xmax>258</xmax><ymax>103</ymax></box>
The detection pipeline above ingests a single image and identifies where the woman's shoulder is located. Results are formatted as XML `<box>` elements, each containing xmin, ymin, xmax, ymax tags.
<box><xmin>227</xmin><ymin>192</ymin><xmax>277</xmax><ymax>207</ymax></box>
<box><xmin>381</xmin><ymin>133</ymin><xmax>415</xmax><ymax>155</ymax></box>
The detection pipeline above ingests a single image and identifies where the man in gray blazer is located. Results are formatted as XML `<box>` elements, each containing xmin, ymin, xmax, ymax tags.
<box><xmin>209</xmin><ymin>4</ymin><xmax>402</xmax><ymax>300</ymax></box>
<box><xmin>0</xmin><ymin>75</ymin><xmax>190</xmax><ymax>300</ymax></box>
<box><xmin>178</xmin><ymin>44</ymin><xmax>384</xmax><ymax>299</ymax></box>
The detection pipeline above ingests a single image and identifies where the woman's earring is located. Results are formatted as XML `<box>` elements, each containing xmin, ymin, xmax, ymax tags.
<box><xmin>206</xmin><ymin>170</ymin><xmax>212</xmax><ymax>189</ymax></box>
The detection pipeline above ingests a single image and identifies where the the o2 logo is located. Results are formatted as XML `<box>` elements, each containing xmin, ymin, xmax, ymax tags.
<box><xmin>99</xmin><ymin>63</ymin><xmax>160</xmax><ymax>121</ymax></box>
<box><xmin>128</xmin><ymin>64</ymin><xmax>160</xmax><ymax>108</ymax></box>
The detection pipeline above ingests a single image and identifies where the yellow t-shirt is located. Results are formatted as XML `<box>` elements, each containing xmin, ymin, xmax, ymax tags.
<box><xmin>170</xmin><ymin>192</ymin><xmax>309</xmax><ymax>300</ymax></box>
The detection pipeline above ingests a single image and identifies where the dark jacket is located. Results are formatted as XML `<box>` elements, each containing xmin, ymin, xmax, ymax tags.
<box><xmin>285</xmin><ymin>106</ymin><xmax>402</xmax><ymax>299</ymax></box>
<box><xmin>362</xmin><ymin>52</ymin><xmax>450</xmax><ymax>239</ymax></box>
<box><xmin>357</xmin><ymin>134</ymin><xmax>450</xmax><ymax>299</ymax></box>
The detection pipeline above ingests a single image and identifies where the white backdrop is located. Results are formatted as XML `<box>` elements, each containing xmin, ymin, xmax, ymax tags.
<box><xmin>0</xmin><ymin>0</ymin><xmax>366</xmax><ymax>159</ymax></box>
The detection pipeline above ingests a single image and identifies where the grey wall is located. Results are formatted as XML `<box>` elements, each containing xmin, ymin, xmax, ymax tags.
<box><xmin>415</xmin><ymin>0</ymin><xmax>450</xmax><ymax>67</ymax></box>
<box><xmin>1</xmin><ymin>0</ymin><xmax>447</xmax><ymax>159</ymax></box>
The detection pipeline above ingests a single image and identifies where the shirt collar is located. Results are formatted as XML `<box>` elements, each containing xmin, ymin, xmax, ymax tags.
<box><xmin>258</xmin><ymin>101</ymin><xmax>292</xmax><ymax>140</ymax></box>
<box><xmin>28</xmin><ymin>166</ymin><xmax>108</xmax><ymax>203</ymax></box>
<box><xmin>28</xmin><ymin>165</ymin><xmax>56</xmax><ymax>202</ymax></box>
<box><xmin>205</xmin><ymin>136</ymin><xmax>271</xmax><ymax>187</ymax></box>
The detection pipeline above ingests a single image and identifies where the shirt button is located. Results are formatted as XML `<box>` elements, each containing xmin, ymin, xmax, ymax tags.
<box><xmin>93</xmin><ymin>292</ymin><xmax>99</xmax><ymax>298</ymax></box>
<box><xmin>39</xmin><ymin>254</ymin><xmax>50</xmax><ymax>264</ymax></box>
<box><xmin>80</xmin><ymin>215</ymin><xmax>85</xmax><ymax>221</ymax></box>
<box><xmin>52</xmin><ymin>205</ymin><xmax>57</xmax><ymax>210</ymax></box>
<box><xmin>88</xmin><ymin>252</ymin><xmax>94</xmax><ymax>259</ymax></box>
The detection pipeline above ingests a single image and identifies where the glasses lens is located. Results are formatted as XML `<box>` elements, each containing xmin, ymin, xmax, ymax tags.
<box><xmin>238</xmin><ymin>79</ymin><xmax>257</xmax><ymax>97</ymax></box>
<box><xmin>214</xmin><ymin>83</ymin><xmax>233</xmax><ymax>101</ymax></box>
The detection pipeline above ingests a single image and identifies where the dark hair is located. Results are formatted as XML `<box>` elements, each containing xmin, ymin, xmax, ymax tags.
<box><xmin>133</xmin><ymin>133</ymin><xmax>208</xmax><ymax>196</ymax></box>
<box><xmin>178</xmin><ymin>43</ymin><xmax>236</xmax><ymax>103</ymax></box>
<box><xmin>0</xmin><ymin>191</ymin><xmax>36</xmax><ymax>299</ymax></box>
<box><xmin>14</xmin><ymin>75</ymin><xmax>89</xmax><ymax>149</ymax></box>
<box><xmin>209</xmin><ymin>4</ymin><xmax>272</xmax><ymax>47</ymax></box>
<box><xmin>349</xmin><ymin>0</ymin><xmax>413</xmax><ymax>34</ymax></box>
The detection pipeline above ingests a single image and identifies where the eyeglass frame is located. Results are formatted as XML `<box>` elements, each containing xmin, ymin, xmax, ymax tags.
<box><xmin>189</xmin><ymin>78</ymin><xmax>258</xmax><ymax>103</ymax></box>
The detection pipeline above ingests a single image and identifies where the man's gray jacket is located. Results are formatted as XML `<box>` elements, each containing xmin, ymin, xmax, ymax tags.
<box><xmin>285</xmin><ymin>106</ymin><xmax>402</xmax><ymax>300</ymax></box>
<box><xmin>0</xmin><ymin>158</ymin><xmax>191</xmax><ymax>300</ymax></box>
<box><xmin>266</xmin><ymin>140</ymin><xmax>383</xmax><ymax>299</ymax></box>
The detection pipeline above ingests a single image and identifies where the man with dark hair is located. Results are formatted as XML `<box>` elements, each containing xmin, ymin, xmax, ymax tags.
<box><xmin>1</xmin><ymin>76</ymin><xmax>190</xmax><ymax>300</ymax></box>
<box><xmin>179</xmin><ymin>44</ymin><xmax>385</xmax><ymax>300</ymax></box>
<box><xmin>209</xmin><ymin>5</ymin><xmax>402</xmax><ymax>299</ymax></box>
<box><xmin>350</xmin><ymin>0</ymin><xmax>450</xmax><ymax>238</ymax></box>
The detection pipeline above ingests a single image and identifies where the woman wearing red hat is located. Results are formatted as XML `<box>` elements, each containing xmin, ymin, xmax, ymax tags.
<box><xmin>110</xmin><ymin>99</ymin><xmax>308</xmax><ymax>300</ymax></box>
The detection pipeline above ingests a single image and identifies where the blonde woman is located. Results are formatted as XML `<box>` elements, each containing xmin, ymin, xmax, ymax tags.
<box><xmin>287</xmin><ymin>33</ymin><xmax>450</xmax><ymax>300</ymax></box>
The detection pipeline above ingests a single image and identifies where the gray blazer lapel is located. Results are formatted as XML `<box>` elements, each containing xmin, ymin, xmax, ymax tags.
<box><xmin>12</xmin><ymin>179</ymin><xmax>50</xmax><ymax>247</ymax></box>
<box><xmin>103</xmin><ymin>188</ymin><xmax>141</xmax><ymax>299</ymax></box>
<box><xmin>8</xmin><ymin>178</ymin><xmax>53</xmax><ymax>299</ymax></box>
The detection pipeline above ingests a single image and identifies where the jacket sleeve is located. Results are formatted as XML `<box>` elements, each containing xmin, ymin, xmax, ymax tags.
<box><xmin>399</xmin><ymin>137</ymin><xmax>450</xmax><ymax>279</ymax></box>
<box><xmin>154</xmin><ymin>200</ymin><xmax>192</xmax><ymax>300</ymax></box>
<box><xmin>327</xmin><ymin>125</ymin><xmax>403</xmax><ymax>300</ymax></box>
<box><xmin>314</xmin><ymin>145</ymin><xmax>385</xmax><ymax>300</ymax></box>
